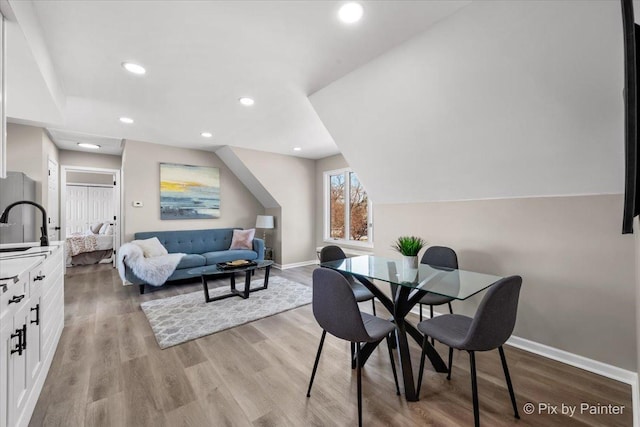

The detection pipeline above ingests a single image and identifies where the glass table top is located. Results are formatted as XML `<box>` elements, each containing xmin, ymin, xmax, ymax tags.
<box><xmin>320</xmin><ymin>255</ymin><xmax>502</xmax><ymax>301</ymax></box>
<box><xmin>187</xmin><ymin>260</ymin><xmax>273</xmax><ymax>276</ymax></box>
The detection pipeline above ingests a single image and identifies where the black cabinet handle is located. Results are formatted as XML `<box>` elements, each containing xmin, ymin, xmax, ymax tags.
<box><xmin>8</xmin><ymin>294</ymin><xmax>25</xmax><ymax>304</ymax></box>
<box><xmin>34</xmin><ymin>275</ymin><xmax>45</xmax><ymax>281</ymax></box>
<box><xmin>10</xmin><ymin>328</ymin><xmax>22</xmax><ymax>355</ymax></box>
<box><xmin>21</xmin><ymin>324</ymin><xmax>26</xmax><ymax>351</ymax></box>
<box><xmin>30</xmin><ymin>304</ymin><xmax>40</xmax><ymax>325</ymax></box>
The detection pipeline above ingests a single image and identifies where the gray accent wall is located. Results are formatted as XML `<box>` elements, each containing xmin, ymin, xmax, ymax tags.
<box><xmin>121</xmin><ymin>139</ymin><xmax>264</xmax><ymax>242</ymax></box>
<box><xmin>375</xmin><ymin>195</ymin><xmax>636</xmax><ymax>371</ymax></box>
<box><xmin>230</xmin><ymin>147</ymin><xmax>316</xmax><ymax>266</ymax></box>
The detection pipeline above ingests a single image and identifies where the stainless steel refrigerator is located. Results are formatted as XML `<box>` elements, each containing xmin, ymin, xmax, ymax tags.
<box><xmin>0</xmin><ymin>171</ymin><xmax>36</xmax><ymax>243</ymax></box>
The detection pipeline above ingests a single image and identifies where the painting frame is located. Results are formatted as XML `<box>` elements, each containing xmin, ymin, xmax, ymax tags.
<box><xmin>160</xmin><ymin>163</ymin><xmax>220</xmax><ymax>220</ymax></box>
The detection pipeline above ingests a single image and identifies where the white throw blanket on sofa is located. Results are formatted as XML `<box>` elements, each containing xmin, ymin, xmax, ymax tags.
<box><xmin>117</xmin><ymin>243</ymin><xmax>185</xmax><ymax>287</ymax></box>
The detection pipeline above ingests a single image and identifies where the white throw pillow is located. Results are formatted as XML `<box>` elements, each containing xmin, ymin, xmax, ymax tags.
<box><xmin>90</xmin><ymin>222</ymin><xmax>103</xmax><ymax>234</ymax></box>
<box><xmin>99</xmin><ymin>223</ymin><xmax>110</xmax><ymax>234</ymax></box>
<box><xmin>105</xmin><ymin>225</ymin><xmax>114</xmax><ymax>236</ymax></box>
<box><xmin>131</xmin><ymin>237</ymin><xmax>168</xmax><ymax>258</ymax></box>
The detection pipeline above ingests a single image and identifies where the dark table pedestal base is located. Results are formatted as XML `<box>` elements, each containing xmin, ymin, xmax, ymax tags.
<box><xmin>201</xmin><ymin>265</ymin><xmax>271</xmax><ymax>303</ymax></box>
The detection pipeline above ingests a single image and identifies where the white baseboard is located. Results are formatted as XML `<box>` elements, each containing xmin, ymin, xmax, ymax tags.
<box><xmin>274</xmin><ymin>259</ymin><xmax>319</xmax><ymax>270</ymax></box>
<box><xmin>408</xmin><ymin>306</ymin><xmax>639</xmax><ymax>426</ymax></box>
<box><xmin>506</xmin><ymin>336</ymin><xmax>639</xmax><ymax>427</ymax></box>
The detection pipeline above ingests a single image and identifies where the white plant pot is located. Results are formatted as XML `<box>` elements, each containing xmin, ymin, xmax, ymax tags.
<box><xmin>402</xmin><ymin>255</ymin><xmax>419</xmax><ymax>269</ymax></box>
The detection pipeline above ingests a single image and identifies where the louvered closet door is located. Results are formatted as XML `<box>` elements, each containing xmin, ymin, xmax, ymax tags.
<box><xmin>87</xmin><ymin>187</ymin><xmax>114</xmax><ymax>224</ymax></box>
<box><xmin>65</xmin><ymin>186</ymin><xmax>87</xmax><ymax>235</ymax></box>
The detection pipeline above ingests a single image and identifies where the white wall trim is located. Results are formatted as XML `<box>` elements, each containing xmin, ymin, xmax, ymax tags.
<box><xmin>410</xmin><ymin>306</ymin><xmax>639</xmax><ymax>425</ymax></box>
<box><xmin>375</xmin><ymin>191</ymin><xmax>625</xmax><ymax>206</ymax></box>
<box><xmin>274</xmin><ymin>259</ymin><xmax>318</xmax><ymax>270</ymax></box>
<box><xmin>506</xmin><ymin>336</ymin><xmax>639</xmax><ymax>427</ymax></box>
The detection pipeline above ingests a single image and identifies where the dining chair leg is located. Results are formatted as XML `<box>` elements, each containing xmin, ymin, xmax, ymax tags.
<box><xmin>351</xmin><ymin>342</ymin><xmax>356</xmax><ymax>369</ymax></box>
<box><xmin>306</xmin><ymin>330</ymin><xmax>326</xmax><ymax>397</ymax></box>
<box><xmin>385</xmin><ymin>336</ymin><xmax>401</xmax><ymax>395</ymax></box>
<box><xmin>469</xmin><ymin>351</ymin><xmax>480</xmax><ymax>427</ymax></box>
<box><xmin>356</xmin><ymin>343</ymin><xmax>363</xmax><ymax>427</ymax></box>
<box><xmin>447</xmin><ymin>347</ymin><xmax>453</xmax><ymax>380</ymax></box>
<box><xmin>448</xmin><ymin>302</ymin><xmax>453</xmax><ymax>314</ymax></box>
<box><xmin>416</xmin><ymin>336</ymin><xmax>427</xmax><ymax>398</ymax></box>
<box><xmin>419</xmin><ymin>303</ymin><xmax>423</xmax><ymax>322</ymax></box>
<box><xmin>371</xmin><ymin>299</ymin><xmax>376</xmax><ymax>316</ymax></box>
<box><xmin>499</xmin><ymin>346</ymin><xmax>520</xmax><ymax>419</ymax></box>
<box><xmin>430</xmin><ymin>306</ymin><xmax>435</xmax><ymax>345</ymax></box>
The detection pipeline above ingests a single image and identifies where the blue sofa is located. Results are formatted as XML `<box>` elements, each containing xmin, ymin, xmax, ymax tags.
<box><xmin>123</xmin><ymin>228</ymin><xmax>264</xmax><ymax>293</ymax></box>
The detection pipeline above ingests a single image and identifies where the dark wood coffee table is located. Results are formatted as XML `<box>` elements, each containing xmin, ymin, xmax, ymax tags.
<box><xmin>187</xmin><ymin>260</ymin><xmax>273</xmax><ymax>303</ymax></box>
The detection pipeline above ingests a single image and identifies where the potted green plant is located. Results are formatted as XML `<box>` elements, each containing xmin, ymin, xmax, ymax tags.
<box><xmin>391</xmin><ymin>236</ymin><xmax>426</xmax><ymax>269</ymax></box>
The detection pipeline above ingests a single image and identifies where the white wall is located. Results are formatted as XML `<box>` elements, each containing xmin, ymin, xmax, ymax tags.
<box><xmin>310</xmin><ymin>1</ymin><xmax>624</xmax><ymax>204</ymax></box>
<box><xmin>6</xmin><ymin>123</ymin><xmax>58</xmax><ymax>232</ymax></box>
<box><xmin>59</xmin><ymin>149</ymin><xmax>121</xmax><ymax>170</ymax></box>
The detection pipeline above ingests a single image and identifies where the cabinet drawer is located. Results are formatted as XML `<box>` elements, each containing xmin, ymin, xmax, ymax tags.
<box><xmin>40</xmin><ymin>262</ymin><xmax>63</xmax><ymax>301</ymax></box>
<box><xmin>0</xmin><ymin>279</ymin><xmax>28</xmax><ymax>323</ymax></box>
<box><xmin>42</xmin><ymin>249</ymin><xmax>62</xmax><ymax>276</ymax></box>
<box><xmin>28</xmin><ymin>267</ymin><xmax>45</xmax><ymax>297</ymax></box>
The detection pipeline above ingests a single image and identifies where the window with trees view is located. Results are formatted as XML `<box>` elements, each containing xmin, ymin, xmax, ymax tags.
<box><xmin>325</xmin><ymin>169</ymin><xmax>372</xmax><ymax>245</ymax></box>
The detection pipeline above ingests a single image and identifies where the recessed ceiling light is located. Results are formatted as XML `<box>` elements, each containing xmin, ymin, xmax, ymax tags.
<box><xmin>78</xmin><ymin>143</ymin><xmax>100</xmax><ymax>150</ymax></box>
<box><xmin>239</xmin><ymin>97</ymin><xmax>255</xmax><ymax>106</ymax></box>
<box><xmin>122</xmin><ymin>62</ymin><xmax>146</xmax><ymax>75</ymax></box>
<box><xmin>338</xmin><ymin>2</ymin><xmax>363</xmax><ymax>24</ymax></box>
<box><xmin>119</xmin><ymin>117</ymin><xmax>134</xmax><ymax>124</ymax></box>
<box><xmin>201</xmin><ymin>132</ymin><xmax>213</xmax><ymax>138</ymax></box>
<box><xmin>293</xmin><ymin>147</ymin><xmax>302</xmax><ymax>151</ymax></box>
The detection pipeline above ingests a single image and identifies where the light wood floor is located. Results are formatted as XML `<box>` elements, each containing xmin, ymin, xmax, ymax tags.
<box><xmin>29</xmin><ymin>264</ymin><xmax>632</xmax><ymax>426</ymax></box>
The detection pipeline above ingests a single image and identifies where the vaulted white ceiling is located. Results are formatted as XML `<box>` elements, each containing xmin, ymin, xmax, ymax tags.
<box><xmin>7</xmin><ymin>0</ymin><xmax>468</xmax><ymax>158</ymax></box>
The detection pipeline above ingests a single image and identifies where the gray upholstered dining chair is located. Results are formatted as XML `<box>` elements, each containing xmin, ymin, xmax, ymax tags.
<box><xmin>320</xmin><ymin>246</ymin><xmax>377</xmax><ymax>315</ymax></box>
<box><xmin>320</xmin><ymin>246</ymin><xmax>378</xmax><ymax>368</ymax></box>
<box><xmin>418</xmin><ymin>246</ymin><xmax>459</xmax><ymax>322</ymax></box>
<box><xmin>306</xmin><ymin>268</ymin><xmax>400</xmax><ymax>427</ymax></box>
<box><xmin>416</xmin><ymin>275</ymin><xmax>522</xmax><ymax>427</ymax></box>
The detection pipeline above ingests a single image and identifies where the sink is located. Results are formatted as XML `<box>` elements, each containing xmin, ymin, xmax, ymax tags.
<box><xmin>0</xmin><ymin>246</ymin><xmax>32</xmax><ymax>253</ymax></box>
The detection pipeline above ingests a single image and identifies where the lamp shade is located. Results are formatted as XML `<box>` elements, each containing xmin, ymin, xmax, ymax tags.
<box><xmin>256</xmin><ymin>215</ymin><xmax>274</xmax><ymax>229</ymax></box>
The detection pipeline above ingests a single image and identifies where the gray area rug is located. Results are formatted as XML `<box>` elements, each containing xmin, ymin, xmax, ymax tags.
<box><xmin>140</xmin><ymin>276</ymin><xmax>312</xmax><ymax>349</ymax></box>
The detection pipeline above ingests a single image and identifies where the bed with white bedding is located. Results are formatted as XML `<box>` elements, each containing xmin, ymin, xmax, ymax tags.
<box><xmin>65</xmin><ymin>223</ymin><xmax>114</xmax><ymax>266</ymax></box>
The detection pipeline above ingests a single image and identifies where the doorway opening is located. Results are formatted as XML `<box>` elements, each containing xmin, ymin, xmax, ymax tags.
<box><xmin>60</xmin><ymin>166</ymin><xmax>121</xmax><ymax>267</ymax></box>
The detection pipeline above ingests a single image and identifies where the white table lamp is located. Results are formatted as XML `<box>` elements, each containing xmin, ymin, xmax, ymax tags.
<box><xmin>255</xmin><ymin>215</ymin><xmax>274</xmax><ymax>243</ymax></box>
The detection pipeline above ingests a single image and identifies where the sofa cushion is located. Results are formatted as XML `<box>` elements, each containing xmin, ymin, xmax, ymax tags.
<box><xmin>202</xmin><ymin>250</ymin><xmax>258</xmax><ymax>265</ymax></box>
<box><xmin>176</xmin><ymin>254</ymin><xmax>207</xmax><ymax>269</ymax></box>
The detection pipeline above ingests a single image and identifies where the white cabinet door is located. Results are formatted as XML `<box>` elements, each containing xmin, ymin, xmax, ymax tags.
<box><xmin>0</xmin><ymin>318</ymin><xmax>10</xmax><ymax>427</ymax></box>
<box><xmin>26</xmin><ymin>294</ymin><xmax>41</xmax><ymax>386</ymax></box>
<box><xmin>9</xmin><ymin>303</ymin><xmax>29</xmax><ymax>425</ymax></box>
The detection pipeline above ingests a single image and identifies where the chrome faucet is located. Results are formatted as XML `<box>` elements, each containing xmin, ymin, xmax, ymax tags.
<box><xmin>0</xmin><ymin>201</ymin><xmax>49</xmax><ymax>246</ymax></box>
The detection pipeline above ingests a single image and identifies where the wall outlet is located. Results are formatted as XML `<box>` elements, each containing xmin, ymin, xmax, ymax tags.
<box><xmin>132</xmin><ymin>201</ymin><xmax>143</xmax><ymax>207</ymax></box>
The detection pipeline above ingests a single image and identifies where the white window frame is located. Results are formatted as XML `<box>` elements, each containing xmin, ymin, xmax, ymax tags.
<box><xmin>323</xmin><ymin>168</ymin><xmax>373</xmax><ymax>248</ymax></box>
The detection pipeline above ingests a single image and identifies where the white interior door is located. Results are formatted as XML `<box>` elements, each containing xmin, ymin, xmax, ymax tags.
<box><xmin>87</xmin><ymin>187</ymin><xmax>114</xmax><ymax>224</ymax></box>
<box><xmin>47</xmin><ymin>158</ymin><xmax>59</xmax><ymax>241</ymax></box>
<box><xmin>65</xmin><ymin>186</ymin><xmax>114</xmax><ymax>235</ymax></box>
<box><xmin>65</xmin><ymin>186</ymin><xmax>88</xmax><ymax>235</ymax></box>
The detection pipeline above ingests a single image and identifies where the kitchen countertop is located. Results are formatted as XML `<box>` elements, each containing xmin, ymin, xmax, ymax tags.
<box><xmin>0</xmin><ymin>242</ymin><xmax>63</xmax><ymax>282</ymax></box>
<box><xmin>0</xmin><ymin>255</ymin><xmax>45</xmax><ymax>281</ymax></box>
